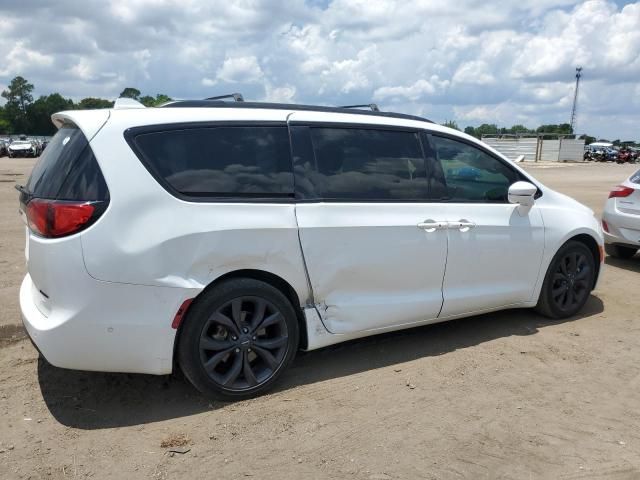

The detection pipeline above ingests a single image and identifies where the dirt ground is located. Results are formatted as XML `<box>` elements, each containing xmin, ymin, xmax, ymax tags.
<box><xmin>1</xmin><ymin>157</ymin><xmax>639</xmax><ymax>479</ymax></box>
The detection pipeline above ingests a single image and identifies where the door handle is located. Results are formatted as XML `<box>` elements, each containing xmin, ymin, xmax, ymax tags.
<box><xmin>417</xmin><ymin>220</ymin><xmax>447</xmax><ymax>232</ymax></box>
<box><xmin>449</xmin><ymin>219</ymin><xmax>476</xmax><ymax>232</ymax></box>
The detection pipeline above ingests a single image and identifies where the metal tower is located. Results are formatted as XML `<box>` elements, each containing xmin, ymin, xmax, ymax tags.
<box><xmin>570</xmin><ymin>67</ymin><xmax>582</xmax><ymax>132</ymax></box>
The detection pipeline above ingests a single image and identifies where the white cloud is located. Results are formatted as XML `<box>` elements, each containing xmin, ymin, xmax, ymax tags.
<box><xmin>0</xmin><ymin>0</ymin><xmax>638</xmax><ymax>138</ymax></box>
<box><xmin>215</xmin><ymin>56</ymin><xmax>264</xmax><ymax>84</ymax></box>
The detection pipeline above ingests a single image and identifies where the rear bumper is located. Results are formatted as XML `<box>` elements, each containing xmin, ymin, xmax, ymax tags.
<box><xmin>603</xmin><ymin>211</ymin><xmax>640</xmax><ymax>248</ymax></box>
<box><xmin>20</xmin><ymin>273</ymin><xmax>196</xmax><ymax>375</ymax></box>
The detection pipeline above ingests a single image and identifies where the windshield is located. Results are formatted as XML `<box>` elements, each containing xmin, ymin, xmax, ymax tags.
<box><xmin>631</xmin><ymin>170</ymin><xmax>640</xmax><ymax>184</ymax></box>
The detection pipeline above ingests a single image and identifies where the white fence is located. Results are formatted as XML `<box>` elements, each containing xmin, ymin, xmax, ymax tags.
<box><xmin>481</xmin><ymin>135</ymin><xmax>585</xmax><ymax>162</ymax></box>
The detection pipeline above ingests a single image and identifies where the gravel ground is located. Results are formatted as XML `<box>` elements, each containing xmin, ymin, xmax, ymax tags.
<box><xmin>1</xmin><ymin>157</ymin><xmax>639</xmax><ymax>479</ymax></box>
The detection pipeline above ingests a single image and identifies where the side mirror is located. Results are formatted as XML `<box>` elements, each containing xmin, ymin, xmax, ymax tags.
<box><xmin>508</xmin><ymin>181</ymin><xmax>537</xmax><ymax>209</ymax></box>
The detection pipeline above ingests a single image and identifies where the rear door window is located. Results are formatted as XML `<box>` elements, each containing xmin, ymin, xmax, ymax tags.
<box><xmin>130</xmin><ymin>126</ymin><xmax>294</xmax><ymax>199</ymax></box>
<box><xmin>294</xmin><ymin>127</ymin><xmax>428</xmax><ymax>201</ymax></box>
<box><xmin>25</xmin><ymin>124</ymin><xmax>108</xmax><ymax>201</ymax></box>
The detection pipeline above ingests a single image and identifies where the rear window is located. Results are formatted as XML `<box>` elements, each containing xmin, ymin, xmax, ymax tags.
<box><xmin>25</xmin><ymin>124</ymin><xmax>108</xmax><ymax>201</ymax></box>
<box><xmin>631</xmin><ymin>170</ymin><xmax>640</xmax><ymax>184</ymax></box>
<box><xmin>130</xmin><ymin>126</ymin><xmax>294</xmax><ymax>199</ymax></box>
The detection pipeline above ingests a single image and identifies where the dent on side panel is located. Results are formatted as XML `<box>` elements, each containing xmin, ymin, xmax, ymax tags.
<box><xmin>81</xmin><ymin>201</ymin><xmax>311</xmax><ymax>306</ymax></box>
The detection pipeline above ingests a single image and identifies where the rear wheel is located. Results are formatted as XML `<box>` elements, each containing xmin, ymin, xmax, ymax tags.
<box><xmin>178</xmin><ymin>278</ymin><xmax>299</xmax><ymax>401</ymax></box>
<box><xmin>605</xmin><ymin>244</ymin><xmax>637</xmax><ymax>259</ymax></box>
<box><xmin>535</xmin><ymin>241</ymin><xmax>596</xmax><ymax>319</ymax></box>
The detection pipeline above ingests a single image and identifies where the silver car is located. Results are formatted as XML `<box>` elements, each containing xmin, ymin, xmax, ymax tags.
<box><xmin>603</xmin><ymin>169</ymin><xmax>640</xmax><ymax>258</ymax></box>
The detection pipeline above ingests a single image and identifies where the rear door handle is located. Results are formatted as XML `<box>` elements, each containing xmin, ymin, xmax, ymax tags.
<box><xmin>449</xmin><ymin>219</ymin><xmax>476</xmax><ymax>232</ymax></box>
<box><xmin>417</xmin><ymin>220</ymin><xmax>447</xmax><ymax>232</ymax></box>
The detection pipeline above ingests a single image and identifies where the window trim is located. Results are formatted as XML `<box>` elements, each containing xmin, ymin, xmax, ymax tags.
<box><xmin>290</xmin><ymin>122</ymin><xmax>432</xmax><ymax>203</ymax></box>
<box><xmin>124</xmin><ymin>121</ymin><xmax>296</xmax><ymax>203</ymax></box>
<box><xmin>426</xmin><ymin>131</ymin><xmax>543</xmax><ymax>204</ymax></box>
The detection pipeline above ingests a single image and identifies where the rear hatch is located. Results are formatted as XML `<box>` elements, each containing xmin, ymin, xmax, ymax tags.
<box><xmin>17</xmin><ymin>121</ymin><xmax>110</xmax><ymax>316</ymax></box>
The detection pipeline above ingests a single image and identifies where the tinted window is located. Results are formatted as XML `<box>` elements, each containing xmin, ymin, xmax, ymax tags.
<box><xmin>295</xmin><ymin>127</ymin><xmax>428</xmax><ymax>200</ymax></box>
<box><xmin>431</xmin><ymin>135</ymin><xmax>519</xmax><ymax>202</ymax></box>
<box><xmin>133</xmin><ymin>126</ymin><xmax>293</xmax><ymax>198</ymax></box>
<box><xmin>25</xmin><ymin>124</ymin><xmax>108</xmax><ymax>201</ymax></box>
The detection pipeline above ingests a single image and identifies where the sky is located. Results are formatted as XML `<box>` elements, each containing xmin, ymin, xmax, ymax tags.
<box><xmin>0</xmin><ymin>0</ymin><xmax>639</xmax><ymax>139</ymax></box>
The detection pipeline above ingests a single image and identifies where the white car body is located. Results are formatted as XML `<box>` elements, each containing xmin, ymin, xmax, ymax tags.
<box><xmin>20</xmin><ymin>102</ymin><xmax>604</xmax><ymax>380</ymax></box>
<box><xmin>602</xmin><ymin>170</ymin><xmax>640</xmax><ymax>251</ymax></box>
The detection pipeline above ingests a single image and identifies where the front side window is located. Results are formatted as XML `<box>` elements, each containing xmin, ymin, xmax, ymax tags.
<box><xmin>431</xmin><ymin>135</ymin><xmax>519</xmax><ymax>202</ymax></box>
<box><xmin>295</xmin><ymin>127</ymin><xmax>428</xmax><ymax>201</ymax></box>
<box><xmin>132</xmin><ymin>126</ymin><xmax>293</xmax><ymax>198</ymax></box>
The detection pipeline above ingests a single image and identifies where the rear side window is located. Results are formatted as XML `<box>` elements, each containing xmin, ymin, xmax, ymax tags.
<box><xmin>25</xmin><ymin>124</ymin><xmax>108</xmax><ymax>201</ymax></box>
<box><xmin>130</xmin><ymin>126</ymin><xmax>293</xmax><ymax>198</ymax></box>
<box><xmin>295</xmin><ymin>127</ymin><xmax>428</xmax><ymax>201</ymax></box>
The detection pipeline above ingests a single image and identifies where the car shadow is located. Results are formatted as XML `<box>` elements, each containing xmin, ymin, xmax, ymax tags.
<box><xmin>605</xmin><ymin>255</ymin><xmax>640</xmax><ymax>273</ymax></box>
<box><xmin>38</xmin><ymin>296</ymin><xmax>604</xmax><ymax>430</ymax></box>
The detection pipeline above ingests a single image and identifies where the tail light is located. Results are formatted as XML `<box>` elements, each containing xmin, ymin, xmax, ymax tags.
<box><xmin>25</xmin><ymin>199</ymin><xmax>106</xmax><ymax>238</ymax></box>
<box><xmin>609</xmin><ymin>185</ymin><xmax>634</xmax><ymax>198</ymax></box>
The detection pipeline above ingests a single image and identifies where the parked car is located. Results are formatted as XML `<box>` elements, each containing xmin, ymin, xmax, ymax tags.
<box><xmin>8</xmin><ymin>140</ymin><xmax>38</xmax><ymax>158</ymax></box>
<box><xmin>585</xmin><ymin>142</ymin><xmax>614</xmax><ymax>162</ymax></box>
<box><xmin>602</xmin><ymin>169</ymin><xmax>640</xmax><ymax>258</ymax></box>
<box><xmin>18</xmin><ymin>98</ymin><xmax>604</xmax><ymax>400</ymax></box>
<box><xmin>617</xmin><ymin>147</ymin><xmax>634</xmax><ymax>164</ymax></box>
<box><xmin>0</xmin><ymin>140</ymin><xmax>8</xmax><ymax>157</ymax></box>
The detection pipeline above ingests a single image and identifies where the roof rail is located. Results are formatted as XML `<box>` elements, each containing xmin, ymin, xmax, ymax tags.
<box><xmin>204</xmin><ymin>93</ymin><xmax>245</xmax><ymax>102</ymax></box>
<box><xmin>340</xmin><ymin>103</ymin><xmax>380</xmax><ymax>112</ymax></box>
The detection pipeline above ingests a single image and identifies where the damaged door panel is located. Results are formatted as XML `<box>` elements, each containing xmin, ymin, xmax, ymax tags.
<box><xmin>295</xmin><ymin>203</ymin><xmax>447</xmax><ymax>333</ymax></box>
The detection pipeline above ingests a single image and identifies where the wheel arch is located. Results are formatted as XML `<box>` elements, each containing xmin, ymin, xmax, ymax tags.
<box><xmin>172</xmin><ymin>269</ymin><xmax>309</xmax><ymax>368</ymax></box>
<box><xmin>567</xmin><ymin>233</ymin><xmax>602</xmax><ymax>289</ymax></box>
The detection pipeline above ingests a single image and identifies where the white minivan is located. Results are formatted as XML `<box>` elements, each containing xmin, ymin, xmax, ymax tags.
<box><xmin>19</xmin><ymin>97</ymin><xmax>603</xmax><ymax>399</ymax></box>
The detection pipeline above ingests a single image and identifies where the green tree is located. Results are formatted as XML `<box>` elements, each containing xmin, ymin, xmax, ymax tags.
<box><xmin>76</xmin><ymin>97</ymin><xmax>114</xmax><ymax>109</ymax></box>
<box><xmin>442</xmin><ymin>120</ymin><xmax>459</xmax><ymax>130</ymax></box>
<box><xmin>2</xmin><ymin>76</ymin><xmax>35</xmax><ymax>133</ymax></box>
<box><xmin>27</xmin><ymin>93</ymin><xmax>74</xmax><ymax>135</ymax></box>
<box><xmin>119</xmin><ymin>87</ymin><xmax>141</xmax><ymax>100</ymax></box>
<box><xmin>464</xmin><ymin>126</ymin><xmax>476</xmax><ymax>137</ymax></box>
<box><xmin>580</xmin><ymin>134</ymin><xmax>596</xmax><ymax>144</ymax></box>
<box><xmin>474</xmin><ymin>123</ymin><xmax>499</xmax><ymax>137</ymax></box>
<box><xmin>139</xmin><ymin>93</ymin><xmax>173</xmax><ymax>107</ymax></box>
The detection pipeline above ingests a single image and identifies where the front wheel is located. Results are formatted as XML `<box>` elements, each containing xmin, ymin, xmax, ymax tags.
<box><xmin>605</xmin><ymin>244</ymin><xmax>637</xmax><ymax>259</ymax></box>
<box><xmin>178</xmin><ymin>278</ymin><xmax>299</xmax><ymax>401</ymax></box>
<box><xmin>535</xmin><ymin>241</ymin><xmax>596</xmax><ymax>319</ymax></box>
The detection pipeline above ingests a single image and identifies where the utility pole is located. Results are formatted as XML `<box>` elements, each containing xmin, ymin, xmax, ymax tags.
<box><xmin>570</xmin><ymin>66</ymin><xmax>582</xmax><ymax>133</ymax></box>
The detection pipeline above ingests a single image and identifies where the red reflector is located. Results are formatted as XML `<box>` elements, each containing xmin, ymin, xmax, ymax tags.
<box><xmin>26</xmin><ymin>199</ymin><xmax>95</xmax><ymax>238</ymax></box>
<box><xmin>609</xmin><ymin>185</ymin><xmax>634</xmax><ymax>198</ymax></box>
<box><xmin>602</xmin><ymin>220</ymin><xmax>609</xmax><ymax>233</ymax></box>
<box><xmin>172</xmin><ymin>298</ymin><xmax>194</xmax><ymax>329</ymax></box>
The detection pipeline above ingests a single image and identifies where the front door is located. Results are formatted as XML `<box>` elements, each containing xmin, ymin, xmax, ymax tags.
<box><xmin>426</xmin><ymin>134</ymin><xmax>545</xmax><ymax>318</ymax></box>
<box><xmin>289</xmin><ymin>120</ymin><xmax>448</xmax><ymax>334</ymax></box>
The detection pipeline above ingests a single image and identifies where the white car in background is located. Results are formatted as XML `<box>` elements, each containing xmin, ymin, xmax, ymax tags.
<box><xmin>18</xmin><ymin>97</ymin><xmax>604</xmax><ymax>400</ymax></box>
<box><xmin>603</xmin><ymin>170</ymin><xmax>640</xmax><ymax>258</ymax></box>
<box><xmin>8</xmin><ymin>140</ymin><xmax>38</xmax><ymax>158</ymax></box>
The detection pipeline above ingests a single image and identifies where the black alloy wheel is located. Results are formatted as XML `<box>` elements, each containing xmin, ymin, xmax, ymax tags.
<box><xmin>178</xmin><ymin>278</ymin><xmax>299</xmax><ymax>400</ymax></box>
<box><xmin>198</xmin><ymin>296</ymin><xmax>289</xmax><ymax>391</ymax></box>
<box><xmin>536</xmin><ymin>241</ymin><xmax>596</xmax><ymax>319</ymax></box>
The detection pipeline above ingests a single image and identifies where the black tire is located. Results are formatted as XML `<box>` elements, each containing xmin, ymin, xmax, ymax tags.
<box><xmin>605</xmin><ymin>244</ymin><xmax>637</xmax><ymax>259</ymax></box>
<box><xmin>178</xmin><ymin>278</ymin><xmax>299</xmax><ymax>401</ymax></box>
<box><xmin>535</xmin><ymin>241</ymin><xmax>596</xmax><ymax>319</ymax></box>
